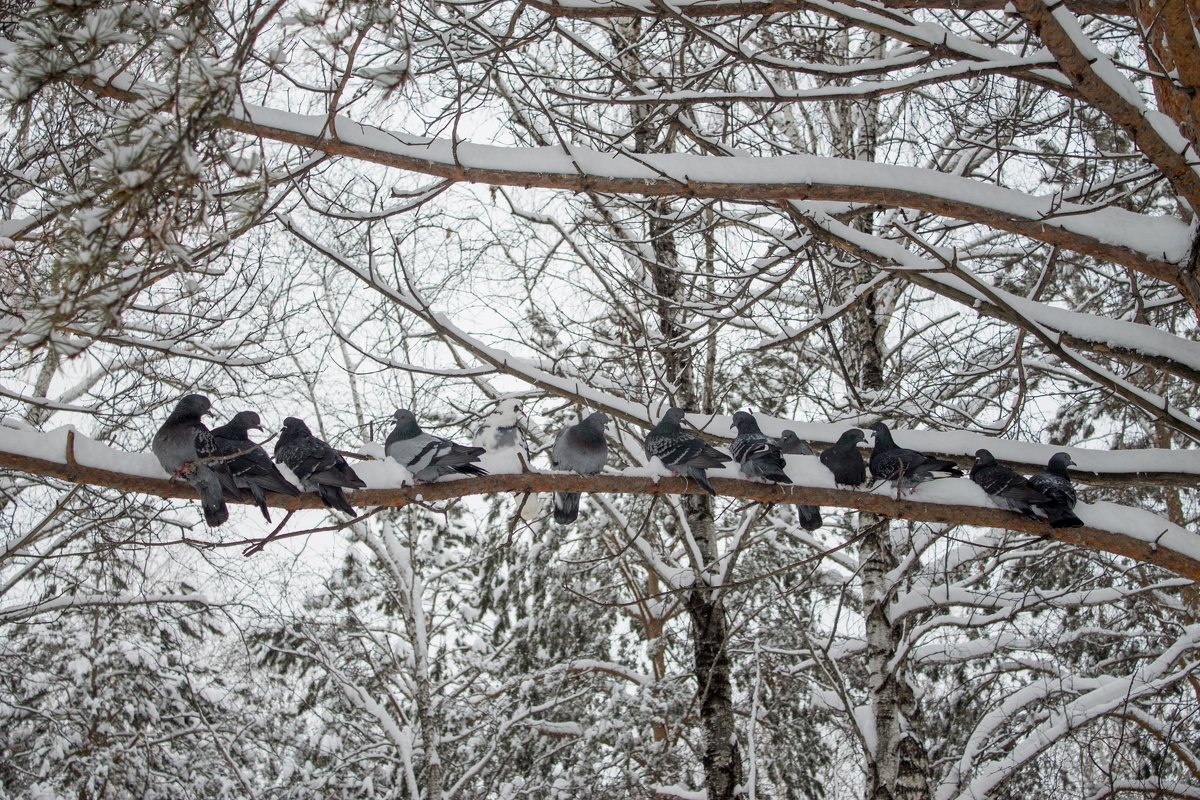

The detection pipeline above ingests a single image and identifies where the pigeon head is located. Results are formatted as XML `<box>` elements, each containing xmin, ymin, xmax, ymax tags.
<box><xmin>838</xmin><ymin>429</ymin><xmax>867</xmax><ymax>445</ymax></box>
<box><xmin>731</xmin><ymin>411</ymin><xmax>761</xmax><ymax>435</ymax></box>
<box><xmin>282</xmin><ymin>417</ymin><xmax>311</xmax><ymax>435</ymax></box>
<box><xmin>391</xmin><ymin>409</ymin><xmax>422</xmax><ymax>438</ymax></box>
<box><xmin>173</xmin><ymin>394</ymin><xmax>212</xmax><ymax>419</ymax></box>
<box><xmin>231</xmin><ymin>411</ymin><xmax>263</xmax><ymax>431</ymax></box>
<box><xmin>973</xmin><ymin>448</ymin><xmax>996</xmax><ymax>465</ymax></box>
<box><xmin>584</xmin><ymin>411</ymin><xmax>610</xmax><ymax>430</ymax></box>
<box><xmin>868</xmin><ymin>421</ymin><xmax>895</xmax><ymax>448</ymax></box>
<box><xmin>1047</xmin><ymin>452</ymin><xmax>1075</xmax><ymax>473</ymax></box>
<box><xmin>662</xmin><ymin>407</ymin><xmax>687</xmax><ymax>425</ymax></box>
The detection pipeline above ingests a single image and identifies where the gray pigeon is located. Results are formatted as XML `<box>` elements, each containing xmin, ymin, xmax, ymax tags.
<box><xmin>775</xmin><ymin>430</ymin><xmax>813</xmax><ymax>456</ymax></box>
<box><xmin>551</xmin><ymin>411</ymin><xmax>610</xmax><ymax>525</ymax></box>
<box><xmin>211</xmin><ymin>411</ymin><xmax>301</xmax><ymax>522</ymax></box>
<box><xmin>970</xmin><ymin>449</ymin><xmax>1050</xmax><ymax>520</ymax></box>
<box><xmin>1028</xmin><ymin>452</ymin><xmax>1084</xmax><ymax>528</ymax></box>
<box><xmin>644</xmin><ymin>407</ymin><xmax>730</xmax><ymax>496</ymax></box>
<box><xmin>151</xmin><ymin>394</ymin><xmax>233</xmax><ymax>527</ymax></box>
<box><xmin>733</xmin><ymin>413</ymin><xmax>820</xmax><ymax>531</ymax></box>
<box><xmin>274</xmin><ymin>417</ymin><xmax>365</xmax><ymax>516</ymax></box>
<box><xmin>386</xmin><ymin>409</ymin><xmax>487</xmax><ymax>482</ymax></box>
<box><xmin>869</xmin><ymin>422</ymin><xmax>963</xmax><ymax>490</ymax></box>
<box><xmin>820</xmin><ymin>429</ymin><xmax>867</xmax><ymax>487</ymax></box>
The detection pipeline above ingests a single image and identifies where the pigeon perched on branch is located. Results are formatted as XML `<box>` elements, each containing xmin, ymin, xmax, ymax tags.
<box><xmin>211</xmin><ymin>411</ymin><xmax>300</xmax><ymax>522</ymax></box>
<box><xmin>551</xmin><ymin>411</ymin><xmax>610</xmax><ymax>525</ymax></box>
<box><xmin>274</xmin><ymin>417</ymin><xmax>365</xmax><ymax>516</ymax></box>
<box><xmin>387</xmin><ymin>409</ymin><xmax>487</xmax><ymax>483</ymax></box>
<box><xmin>1028</xmin><ymin>452</ymin><xmax>1084</xmax><ymax>528</ymax></box>
<box><xmin>868</xmin><ymin>422</ymin><xmax>963</xmax><ymax>490</ymax></box>
<box><xmin>733</xmin><ymin>413</ymin><xmax>821</xmax><ymax>530</ymax></box>
<box><xmin>151</xmin><ymin>394</ymin><xmax>234</xmax><ymax>527</ymax></box>
<box><xmin>775</xmin><ymin>430</ymin><xmax>813</xmax><ymax>457</ymax></box>
<box><xmin>970</xmin><ymin>449</ymin><xmax>1051</xmax><ymax>520</ymax></box>
<box><xmin>820</xmin><ymin>429</ymin><xmax>867</xmax><ymax>488</ymax></box>
<box><xmin>644</xmin><ymin>407</ymin><xmax>730</xmax><ymax>496</ymax></box>
<box><xmin>474</xmin><ymin>399</ymin><xmax>539</xmax><ymax>520</ymax></box>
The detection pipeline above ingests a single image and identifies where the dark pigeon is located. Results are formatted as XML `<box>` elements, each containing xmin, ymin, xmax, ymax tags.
<box><xmin>733</xmin><ymin>413</ymin><xmax>820</xmax><ymax>531</ymax></box>
<box><xmin>211</xmin><ymin>411</ymin><xmax>301</xmax><ymax>522</ymax></box>
<box><xmin>1028</xmin><ymin>452</ymin><xmax>1084</xmax><ymax>528</ymax></box>
<box><xmin>644</xmin><ymin>407</ymin><xmax>730</xmax><ymax>496</ymax></box>
<box><xmin>820</xmin><ymin>429</ymin><xmax>867</xmax><ymax>488</ymax></box>
<box><xmin>274</xmin><ymin>417</ymin><xmax>365</xmax><ymax>516</ymax></box>
<box><xmin>970</xmin><ymin>449</ymin><xmax>1050</xmax><ymax>520</ymax></box>
<box><xmin>151</xmin><ymin>394</ymin><xmax>234</xmax><ymax>527</ymax></box>
<box><xmin>551</xmin><ymin>411</ymin><xmax>610</xmax><ymax>525</ymax></box>
<box><xmin>868</xmin><ymin>422</ymin><xmax>963</xmax><ymax>490</ymax></box>
<box><xmin>386</xmin><ymin>409</ymin><xmax>487</xmax><ymax>483</ymax></box>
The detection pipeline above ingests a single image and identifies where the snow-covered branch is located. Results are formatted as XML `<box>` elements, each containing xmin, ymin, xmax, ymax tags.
<box><xmin>1</xmin><ymin>426</ymin><xmax>1197</xmax><ymax>582</ymax></box>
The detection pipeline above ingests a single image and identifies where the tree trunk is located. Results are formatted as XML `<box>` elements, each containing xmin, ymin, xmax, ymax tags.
<box><xmin>686</xmin><ymin>496</ymin><xmax>743</xmax><ymax>800</ymax></box>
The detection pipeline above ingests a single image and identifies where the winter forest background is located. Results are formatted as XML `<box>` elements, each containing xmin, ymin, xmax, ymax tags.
<box><xmin>1</xmin><ymin>0</ymin><xmax>1199</xmax><ymax>798</ymax></box>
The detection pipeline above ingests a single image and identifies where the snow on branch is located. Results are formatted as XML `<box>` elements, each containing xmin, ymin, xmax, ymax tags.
<box><xmin>1</xmin><ymin>424</ymin><xmax>1198</xmax><ymax>583</ymax></box>
<box><xmin>225</xmin><ymin>108</ymin><xmax>1189</xmax><ymax>286</ymax></box>
<box><xmin>5</xmin><ymin>36</ymin><xmax>1191</xmax><ymax>298</ymax></box>
<box><xmin>1011</xmin><ymin>0</ymin><xmax>1200</xmax><ymax>212</ymax></box>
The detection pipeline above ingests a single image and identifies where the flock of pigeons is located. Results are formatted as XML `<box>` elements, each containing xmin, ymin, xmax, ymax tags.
<box><xmin>151</xmin><ymin>394</ymin><xmax>1084</xmax><ymax>531</ymax></box>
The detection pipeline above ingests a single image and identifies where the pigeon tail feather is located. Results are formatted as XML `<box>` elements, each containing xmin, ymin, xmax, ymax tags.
<box><xmin>797</xmin><ymin>504</ymin><xmax>822</xmax><ymax>531</ymax></box>
<box><xmin>553</xmin><ymin>491</ymin><xmax>581</xmax><ymax>525</ymax></box>
<box><xmin>317</xmin><ymin>483</ymin><xmax>357</xmax><ymax>516</ymax></box>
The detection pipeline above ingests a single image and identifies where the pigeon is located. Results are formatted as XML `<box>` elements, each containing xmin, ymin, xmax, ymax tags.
<box><xmin>1028</xmin><ymin>452</ymin><xmax>1084</xmax><ymax>528</ymax></box>
<box><xmin>151</xmin><ymin>394</ymin><xmax>234</xmax><ymax>527</ymax></box>
<box><xmin>970</xmin><ymin>449</ymin><xmax>1051</xmax><ymax>520</ymax></box>
<box><xmin>211</xmin><ymin>411</ymin><xmax>301</xmax><ymax>522</ymax></box>
<box><xmin>387</xmin><ymin>409</ymin><xmax>488</xmax><ymax>483</ymax></box>
<box><xmin>274</xmin><ymin>417</ymin><xmax>365</xmax><ymax>516</ymax></box>
<box><xmin>732</xmin><ymin>413</ymin><xmax>820</xmax><ymax>531</ymax></box>
<box><xmin>474</xmin><ymin>399</ymin><xmax>539</xmax><ymax>521</ymax></box>
<box><xmin>820</xmin><ymin>429</ymin><xmax>867</xmax><ymax>488</ymax></box>
<box><xmin>775</xmin><ymin>430</ymin><xmax>814</xmax><ymax>457</ymax></box>
<box><xmin>644</xmin><ymin>407</ymin><xmax>730</xmax><ymax>496</ymax></box>
<box><xmin>551</xmin><ymin>411</ymin><xmax>610</xmax><ymax>525</ymax></box>
<box><xmin>868</xmin><ymin>422</ymin><xmax>963</xmax><ymax>490</ymax></box>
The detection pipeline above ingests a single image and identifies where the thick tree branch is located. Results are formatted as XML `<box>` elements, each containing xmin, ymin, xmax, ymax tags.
<box><xmin>1</xmin><ymin>446</ymin><xmax>1196</xmax><ymax>583</ymax></box>
<box><xmin>1012</xmin><ymin>0</ymin><xmax>1200</xmax><ymax>214</ymax></box>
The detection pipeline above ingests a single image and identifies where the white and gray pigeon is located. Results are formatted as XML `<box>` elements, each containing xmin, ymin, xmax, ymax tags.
<box><xmin>820</xmin><ymin>429</ymin><xmax>867</xmax><ymax>488</ymax></box>
<box><xmin>551</xmin><ymin>411</ymin><xmax>609</xmax><ymax>525</ymax></box>
<box><xmin>151</xmin><ymin>394</ymin><xmax>234</xmax><ymax>527</ymax></box>
<box><xmin>733</xmin><ymin>413</ymin><xmax>821</xmax><ymax>531</ymax></box>
<box><xmin>474</xmin><ymin>399</ymin><xmax>539</xmax><ymax>521</ymax></box>
<box><xmin>211</xmin><ymin>411</ymin><xmax>300</xmax><ymax>523</ymax></box>
<box><xmin>274</xmin><ymin>417</ymin><xmax>365</xmax><ymax>516</ymax></box>
<box><xmin>644</xmin><ymin>407</ymin><xmax>730</xmax><ymax>496</ymax></box>
<box><xmin>1028</xmin><ymin>452</ymin><xmax>1084</xmax><ymax>528</ymax></box>
<box><xmin>869</xmin><ymin>422</ymin><xmax>963</xmax><ymax>491</ymax></box>
<box><xmin>970</xmin><ymin>449</ymin><xmax>1050</xmax><ymax>520</ymax></box>
<box><xmin>387</xmin><ymin>409</ymin><xmax>488</xmax><ymax>483</ymax></box>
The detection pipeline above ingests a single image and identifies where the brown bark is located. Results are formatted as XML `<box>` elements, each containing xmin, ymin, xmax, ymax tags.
<box><xmin>2</xmin><ymin>447</ymin><xmax>1197</xmax><ymax>578</ymax></box>
<box><xmin>1012</xmin><ymin>0</ymin><xmax>1200</xmax><ymax>220</ymax></box>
